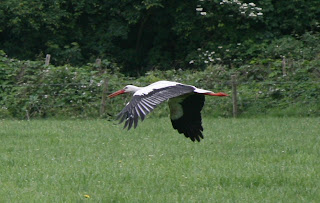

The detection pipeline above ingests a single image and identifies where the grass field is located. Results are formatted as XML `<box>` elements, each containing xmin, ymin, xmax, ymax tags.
<box><xmin>0</xmin><ymin>117</ymin><xmax>319</xmax><ymax>202</ymax></box>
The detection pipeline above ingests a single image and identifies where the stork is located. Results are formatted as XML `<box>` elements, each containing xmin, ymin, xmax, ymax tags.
<box><xmin>108</xmin><ymin>81</ymin><xmax>228</xmax><ymax>142</ymax></box>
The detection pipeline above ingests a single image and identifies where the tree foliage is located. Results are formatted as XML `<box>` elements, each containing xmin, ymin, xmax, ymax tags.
<box><xmin>0</xmin><ymin>0</ymin><xmax>319</xmax><ymax>73</ymax></box>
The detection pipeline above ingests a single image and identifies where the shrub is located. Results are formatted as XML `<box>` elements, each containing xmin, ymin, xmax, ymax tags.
<box><xmin>1</xmin><ymin>47</ymin><xmax>319</xmax><ymax>119</ymax></box>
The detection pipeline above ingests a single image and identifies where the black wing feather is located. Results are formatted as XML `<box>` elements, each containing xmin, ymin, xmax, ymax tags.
<box><xmin>127</xmin><ymin>115</ymin><xmax>134</xmax><ymax>130</ymax></box>
<box><xmin>169</xmin><ymin>94</ymin><xmax>205</xmax><ymax>142</ymax></box>
<box><xmin>136</xmin><ymin>104</ymin><xmax>146</xmax><ymax>121</ymax></box>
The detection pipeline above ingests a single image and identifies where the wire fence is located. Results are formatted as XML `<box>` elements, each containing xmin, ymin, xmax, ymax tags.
<box><xmin>1</xmin><ymin>78</ymin><xmax>319</xmax><ymax>119</ymax></box>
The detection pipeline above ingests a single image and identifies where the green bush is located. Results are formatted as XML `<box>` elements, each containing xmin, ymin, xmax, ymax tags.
<box><xmin>0</xmin><ymin>49</ymin><xmax>319</xmax><ymax>119</ymax></box>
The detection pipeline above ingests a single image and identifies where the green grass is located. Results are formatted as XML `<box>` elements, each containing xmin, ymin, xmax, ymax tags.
<box><xmin>0</xmin><ymin>117</ymin><xmax>319</xmax><ymax>202</ymax></box>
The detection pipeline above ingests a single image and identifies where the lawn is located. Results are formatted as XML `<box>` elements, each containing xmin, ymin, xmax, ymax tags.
<box><xmin>0</xmin><ymin>117</ymin><xmax>319</xmax><ymax>202</ymax></box>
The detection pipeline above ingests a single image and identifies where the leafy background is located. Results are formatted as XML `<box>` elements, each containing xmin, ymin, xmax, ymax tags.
<box><xmin>0</xmin><ymin>0</ymin><xmax>319</xmax><ymax>118</ymax></box>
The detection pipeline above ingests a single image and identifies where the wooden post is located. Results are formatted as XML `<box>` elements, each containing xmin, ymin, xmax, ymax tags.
<box><xmin>96</xmin><ymin>58</ymin><xmax>101</xmax><ymax>67</ymax></box>
<box><xmin>26</xmin><ymin>110</ymin><xmax>30</xmax><ymax>121</ymax></box>
<box><xmin>231</xmin><ymin>75</ymin><xmax>238</xmax><ymax>118</ymax></box>
<box><xmin>45</xmin><ymin>54</ymin><xmax>51</xmax><ymax>66</ymax></box>
<box><xmin>98</xmin><ymin>58</ymin><xmax>108</xmax><ymax>116</ymax></box>
<box><xmin>282</xmin><ymin>56</ymin><xmax>287</xmax><ymax>76</ymax></box>
<box><xmin>100</xmin><ymin>77</ymin><xmax>109</xmax><ymax>117</ymax></box>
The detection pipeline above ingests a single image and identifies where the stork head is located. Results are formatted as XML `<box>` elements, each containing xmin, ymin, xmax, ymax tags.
<box><xmin>108</xmin><ymin>85</ymin><xmax>141</xmax><ymax>98</ymax></box>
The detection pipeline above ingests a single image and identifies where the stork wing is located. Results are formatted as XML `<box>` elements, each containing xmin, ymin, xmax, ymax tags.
<box><xmin>169</xmin><ymin>94</ymin><xmax>205</xmax><ymax>142</ymax></box>
<box><xmin>116</xmin><ymin>84</ymin><xmax>195</xmax><ymax>130</ymax></box>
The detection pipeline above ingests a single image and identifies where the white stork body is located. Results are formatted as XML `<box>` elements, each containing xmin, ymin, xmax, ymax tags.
<box><xmin>108</xmin><ymin>80</ymin><xmax>228</xmax><ymax>142</ymax></box>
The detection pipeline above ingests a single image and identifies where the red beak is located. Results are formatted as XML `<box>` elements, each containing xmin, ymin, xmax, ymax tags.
<box><xmin>205</xmin><ymin>92</ymin><xmax>229</xmax><ymax>97</ymax></box>
<box><xmin>108</xmin><ymin>89</ymin><xmax>125</xmax><ymax>98</ymax></box>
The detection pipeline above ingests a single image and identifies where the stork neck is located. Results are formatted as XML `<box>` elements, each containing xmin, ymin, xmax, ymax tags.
<box><xmin>131</xmin><ymin>86</ymin><xmax>141</xmax><ymax>92</ymax></box>
<box><xmin>126</xmin><ymin>85</ymin><xmax>142</xmax><ymax>93</ymax></box>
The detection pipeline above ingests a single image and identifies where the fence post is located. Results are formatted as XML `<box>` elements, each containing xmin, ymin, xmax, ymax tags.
<box><xmin>282</xmin><ymin>56</ymin><xmax>287</xmax><ymax>76</ymax></box>
<box><xmin>95</xmin><ymin>58</ymin><xmax>101</xmax><ymax>67</ymax></box>
<box><xmin>100</xmin><ymin>77</ymin><xmax>109</xmax><ymax>117</ymax></box>
<box><xmin>25</xmin><ymin>110</ymin><xmax>30</xmax><ymax>121</ymax></box>
<box><xmin>231</xmin><ymin>75</ymin><xmax>238</xmax><ymax>118</ymax></box>
<box><xmin>98</xmin><ymin>58</ymin><xmax>108</xmax><ymax>116</ymax></box>
<box><xmin>45</xmin><ymin>54</ymin><xmax>51</xmax><ymax>66</ymax></box>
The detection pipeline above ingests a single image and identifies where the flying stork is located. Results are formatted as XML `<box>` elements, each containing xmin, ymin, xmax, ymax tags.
<box><xmin>108</xmin><ymin>81</ymin><xmax>228</xmax><ymax>142</ymax></box>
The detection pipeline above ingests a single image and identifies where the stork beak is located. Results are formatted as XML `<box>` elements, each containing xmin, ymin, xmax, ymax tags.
<box><xmin>206</xmin><ymin>92</ymin><xmax>229</xmax><ymax>96</ymax></box>
<box><xmin>216</xmin><ymin>92</ymin><xmax>229</xmax><ymax>96</ymax></box>
<box><xmin>108</xmin><ymin>89</ymin><xmax>125</xmax><ymax>98</ymax></box>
